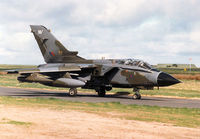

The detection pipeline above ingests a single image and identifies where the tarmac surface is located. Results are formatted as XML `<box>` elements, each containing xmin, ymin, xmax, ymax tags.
<box><xmin>0</xmin><ymin>87</ymin><xmax>200</xmax><ymax>108</ymax></box>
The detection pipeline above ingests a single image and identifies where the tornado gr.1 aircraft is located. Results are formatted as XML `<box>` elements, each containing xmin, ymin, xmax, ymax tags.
<box><xmin>7</xmin><ymin>25</ymin><xmax>181</xmax><ymax>99</ymax></box>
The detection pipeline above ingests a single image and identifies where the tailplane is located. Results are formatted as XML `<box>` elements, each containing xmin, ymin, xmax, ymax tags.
<box><xmin>30</xmin><ymin>25</ymin><xmax>87</xmax><ymax>63</ymax></box>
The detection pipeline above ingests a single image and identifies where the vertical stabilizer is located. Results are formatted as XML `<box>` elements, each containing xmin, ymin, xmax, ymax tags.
<box><xmin>30</xmin><ymin>25</ymin><xmax>87</xmax><ymax>63</ymax></box>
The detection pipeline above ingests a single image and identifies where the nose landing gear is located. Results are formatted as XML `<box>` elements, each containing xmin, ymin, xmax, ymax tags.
<box><xmin>68</xmin><ymin>88</ymin><xmax>77</xmax><ymax>96</ymax></box>
<box><xmin>132</xmin><ymin>88</ymin><xmax>141</xmax><ymax>99</ymax></box>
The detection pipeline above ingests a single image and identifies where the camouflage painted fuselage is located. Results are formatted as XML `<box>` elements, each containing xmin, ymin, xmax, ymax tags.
<box><xmin>10</xmin><ymin>25</ymin><xmax>180</xmax><ymax>97</ymax></box>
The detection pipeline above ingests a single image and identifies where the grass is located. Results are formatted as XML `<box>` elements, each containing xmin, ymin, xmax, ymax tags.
<box><xmin>0</xmin><ymin>74</ymin><xmax>200</xmax><ymax>98</ymax></box>
<box><xmin>0</xmin><ymin>96</ymin><xmax>199</xmax><ymax>128</ymax></box>
<box><xmin>173</xmin><ymin>74</ymin><xmax>200</xmax><ymax>80</ymax></box>
<box><xmin>95</xmin><ymin>80</ymin><xmax>200</xmax><ymax>98</ymax></box>
<box><xmin>0</xmin><ymin>64</ymin><xmax>36</xmax><ymax>71</ymax></box>
<box><xmin>157</xmin><ymin>68</ymin><xmax>200</xmax><ymax>74</ymax></box>
<box><xmin>0</xmin><ymin>64</ymin><xmax>200</xmax><ymax>99</ymax></box>
<box><xmin>0</xmin><ymin>118</ymin><xmax>32</xmax><ymax>126</ymax></box>
<box><xmin>0</xmin><ymin>64</ymin><xmax>199</xmax><ymax>128</ymax></box>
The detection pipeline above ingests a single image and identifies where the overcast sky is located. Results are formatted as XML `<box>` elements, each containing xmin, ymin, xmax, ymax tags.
<box><xmin>0</xmin><ymin>0</ymin><xmax>200</xmax><ymax>66</ymax></box>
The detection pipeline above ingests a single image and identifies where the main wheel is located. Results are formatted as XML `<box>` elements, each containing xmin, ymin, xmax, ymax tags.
<box><xmin>68</xmin><ymin>88</ymin><xmax>77</xmax><ymax>96</ymax></box>
<box><xmin>97</xmin><ymin>88</ymin><xmax>106</xmax><ymax>97</ymax></box>
<box><xmin>132</xmin><ymin>93</ymin><xmax>141</xmax><ymax>99</ymax></box>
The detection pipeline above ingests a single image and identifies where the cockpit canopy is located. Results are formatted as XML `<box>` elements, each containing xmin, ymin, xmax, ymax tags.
<box><xmin>115</xmin><ymin>59</ymin><xmax>153</xmax><ymax>70</ymax></box>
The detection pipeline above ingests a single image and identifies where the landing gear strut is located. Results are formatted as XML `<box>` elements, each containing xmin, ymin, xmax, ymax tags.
<box><xmin>68</xmin><ymin>88</ymin><xmax>77</xmax><ymax>96</ymax></box>
<box><xmin>96</xmin><ymin>87</ymin><xmax>106</xmax><ymax>97</ymax></box>
<box><xmin>132</xmin><ymin>88</ymin><xmax>141</xmax><ymax>99</ymax></box>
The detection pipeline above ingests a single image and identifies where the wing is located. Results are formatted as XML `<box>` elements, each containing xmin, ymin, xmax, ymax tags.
<box><xmin>4</xmin><ymin>63</ymin><xmax>97</xmax><ymax>74</ymax></box>
<box><xmin>3</xmin><ymin>64</ymin><xmax>96</xmax><ymax>86</ymax></box>
<box><xmin>6</xmin><ymin>66</ymin><xmax>81</xmax><ymax>74</ymax></box>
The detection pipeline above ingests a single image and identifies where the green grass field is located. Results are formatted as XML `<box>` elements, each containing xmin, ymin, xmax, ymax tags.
<box><xmin>0</xmin><ymin>64</ymin><xmax>36</xmax><ymax>70</ymax></box>
<box><xmin>0</xmin><ymin>74</ymin><xmax>199</xmax><ymax>98</ymax></box>
<box><xmin>0</xmin><ymin>65</ymin><xmax>200</xmax><ymax>128</ymax></box>
<box><xmin>0</xmin><ymin>118</ymin><xmax>32</xmax><ymax>127</ymax></box>
<box><xmin>0</xmin><ymin>96</ymin><xmax>200</xmax><ymax>128</ymax></box>
<box><xmin>157</xmin><ymin>68</ymin><xmax>200</xmax><ymax>74</ymax></box>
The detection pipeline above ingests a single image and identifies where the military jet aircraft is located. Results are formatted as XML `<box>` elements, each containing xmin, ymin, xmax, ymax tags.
<box><xmin>7</xmin><ymin>25</ymin><xmax>181</xmax><ymax>99</ymax></box>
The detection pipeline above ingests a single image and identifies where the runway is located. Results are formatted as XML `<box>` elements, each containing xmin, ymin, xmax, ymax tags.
<box><xmin>0</xmin><ymin>87</ymin><xmax>200</xmax><ymax>108</ymax></box>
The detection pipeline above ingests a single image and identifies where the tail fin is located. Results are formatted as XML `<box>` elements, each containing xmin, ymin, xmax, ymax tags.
<box><xmin>30</xmin><ymin>25</ymin><xmax>86</xmax><ymax>63</ymax></box>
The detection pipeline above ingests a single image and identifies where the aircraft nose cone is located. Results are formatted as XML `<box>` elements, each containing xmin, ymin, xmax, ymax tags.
<box><xmin>157</xmin><ymin>72</ymin><xmax>181</xmax><ymax>86</ymax></box>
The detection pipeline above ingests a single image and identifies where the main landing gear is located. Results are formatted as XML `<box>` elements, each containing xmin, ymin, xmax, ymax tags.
<box><xmin>68</xmin><ymin>87</ymin><xmax>107</xmax><ymax>97</ymax></box>
<box><xmin>96</xmin><ymin>87</ymin><xmax>106</xmax><ymax>97</ymax></box>
<box><xmin>68</xmin><ymin>88</ymin><xmax>77</xmax><ymax>96</ymax></box>
<box><xmin>132</xmin><ymin>88</ymin><xmax>141</xmax><ymax>99</ymax></box>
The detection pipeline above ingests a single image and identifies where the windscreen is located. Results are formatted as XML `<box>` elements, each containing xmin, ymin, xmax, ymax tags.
<box><xmin>116</xmin><ymin>59</ymin><xmax>152</xmax><ymax>70</ymax></box>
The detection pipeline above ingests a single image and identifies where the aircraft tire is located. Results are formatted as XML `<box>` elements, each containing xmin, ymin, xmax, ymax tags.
<box><xmin>68</xmin><ymin>88</ymin><xmax>77</xmax><ymax>96</ymax></box>
<box><xmin>97</xmin><ymin>88</ymin><xmax>106</xmax><ymax>97</ymax></box>
<box><xmin>137</xmin><ymin>94</ymin><xmax>141</xmax><ymax>99</ymax></box>
<box><xmin>132</xmin><ymin>93</ymin><xmax>141</xmax><ymax>99</ymax></box>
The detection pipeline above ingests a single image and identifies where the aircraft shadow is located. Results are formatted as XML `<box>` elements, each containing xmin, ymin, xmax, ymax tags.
<box><xmin>5</xmin><ymin>90</ymin><xmax>164</xmax><ymax>102</ymax></box>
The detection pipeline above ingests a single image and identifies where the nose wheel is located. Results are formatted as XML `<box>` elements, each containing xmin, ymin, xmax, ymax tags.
<box><xmin>132</xmin><ymin>88</ymin><xmax>141</xmax><ymax>99</ymax></box>
<box><xmin>68</xmin><ymin>88</ymin><xmax>77</xmax><ymax>96</ymax></box>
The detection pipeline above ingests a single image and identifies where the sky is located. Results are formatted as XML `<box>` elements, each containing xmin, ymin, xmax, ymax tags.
<box><xmin>0</xmin><ymin>0</ymin><xmax>200</xmax><ymax>67</ymax></box>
